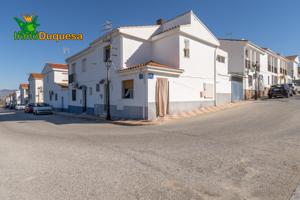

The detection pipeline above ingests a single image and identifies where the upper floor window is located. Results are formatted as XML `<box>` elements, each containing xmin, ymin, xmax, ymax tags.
<box><xmin>104</xmin><ymin>45</ymin><xmax>111</xmax><ymax>62</ymax></box>
<box><xmin>217</xmin><ymin>55</ymin><xmax>225</xmax><ymax>63</ymax></box>
<box><xmin>81</xmin><ymin>58</ymin><xmax>87</xmax><ymax>72</ymax></box>
<box><xmin>71</xmin><ymin>63</ymin><xmax>76</xmax><ymax>74</ymax></box>
<box><xmin>184</xmin><ymin>39</ymin><xmax>190</xmax><ymax>58</ymax></box>
<box><xmin>245</xmin><ymin>49</ymin><xmax>249</xmax><ymax>58</ymax></box>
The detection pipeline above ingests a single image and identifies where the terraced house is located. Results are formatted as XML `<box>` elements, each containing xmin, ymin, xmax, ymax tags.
<box><xmin>28</xmin><ymin>73</ymin><xmax>44</xmax><ymax>104</ymax></box>
<box><xmin>19</xmin><ymin>83</ymin><xmax>29</xmax><ymax>105</ymax></box>
<box><xmin>219</xmin><ymin>39</ymin><xmax>265</xmax><ymax>100</ymax></box>
<box><xmin>286</xmin><ymin>55</ymin><xmax>299</xmax><ymax>81</ymax></box>
<box><xmin>42</xmin><ymin>63</ymin><xmax>69</xmax><ymax>111</ymax></box>
<box><xmin>66</xmin><ymin>11</ymin><xmax>231</xmax><ymax>120</ymax></box>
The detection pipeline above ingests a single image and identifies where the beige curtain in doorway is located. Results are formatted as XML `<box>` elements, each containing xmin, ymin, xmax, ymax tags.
<box><xmin>156</xmin><ymin>78</ymin><xmax>169</xmax><ymax>117</ymax></box>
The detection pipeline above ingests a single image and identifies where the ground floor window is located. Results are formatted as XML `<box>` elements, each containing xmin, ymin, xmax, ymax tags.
<box><xmin>122</xmin><ymin>80</ymin><xmax>134</xmax><ymax>99</ymax></box>
<box><xmin>248</xmin><ymin>75</ymin><xmax>253</xmax><ymax>87</ymax></box>
<box><xmin>72</xmin><ymin>90</ymin><xmax>76</xmax><ymax>101</ymax></box>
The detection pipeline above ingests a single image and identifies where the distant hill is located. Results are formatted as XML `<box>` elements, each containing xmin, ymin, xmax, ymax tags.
<box><xmin>0</xmin><ymin>89</ymin><xmax>15</xmax><ymax>99</ymax></box>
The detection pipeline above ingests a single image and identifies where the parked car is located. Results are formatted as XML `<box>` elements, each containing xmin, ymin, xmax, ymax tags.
<box><xmin>33</xmin><ymin>103</ymin><xmax>53</xmax><ymax>115</ymax></box>
<box><xmin>294</xmin><ymin>81</ymin><xmax>300</xmax><ymax>94</ymax></box>
<box><xmin>288</xmin><ymin>83</ymin><xmax>296</xmax><ymax>95</ymax></box>
<box><xmin>15</xmin><ymin>104</ymin><xmax>26</xmax><ymax>110</ymax></box>
<box><xmin>268</xmin><ymin>84</ymin><xmax>290</xmax><ymax>98</ymax></box>
<box><xmin>9</xmin><ymin>103</ymin><xmax>16</xmax><ymax>109</ymax></box>
<box><xmin>24</xmin><ymin>103</ymin><xmax>35</xmax><ymax>113</ymax></box>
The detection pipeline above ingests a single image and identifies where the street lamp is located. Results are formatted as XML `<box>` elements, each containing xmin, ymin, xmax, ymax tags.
<box><xmin>105</xmin><ymin>59</ymin><xmax>112</xmax><ymax>120</ymax></box>
<box><xmin>253</xmin><ymin>63</ymin><xmax>260</xmax><ymax>100</ymax></box>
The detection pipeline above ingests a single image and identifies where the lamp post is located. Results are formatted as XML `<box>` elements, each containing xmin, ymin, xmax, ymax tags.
<box><xmin>105</xmin><ymin>59</ymin><xmax>112</xmax><ymax>120</ymax></box>
<box><xmin>253</xmin><ymin>63</ymin><xmax>260</xmax><ymax>100</ymax></box>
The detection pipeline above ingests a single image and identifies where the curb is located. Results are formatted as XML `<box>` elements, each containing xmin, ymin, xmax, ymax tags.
<box><xmin>54</xmin><ymin>101</ymin><xmax>252</xmax><ymax>126</ymax></box>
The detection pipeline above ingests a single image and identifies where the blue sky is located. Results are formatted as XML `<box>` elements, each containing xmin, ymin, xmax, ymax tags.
<box><xmin>1</xmin><ymin>0</ymin><xmax>300</xmax><ymax>89</ymax></box>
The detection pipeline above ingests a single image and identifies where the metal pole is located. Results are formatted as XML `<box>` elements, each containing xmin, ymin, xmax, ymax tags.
<box><xmin>106</xmin><ymin>65</ymin><xmax>111</xmax><ymax>120</ymax></box>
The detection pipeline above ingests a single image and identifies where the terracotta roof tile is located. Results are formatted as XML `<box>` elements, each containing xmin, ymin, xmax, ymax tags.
<box><xmin>285</xmin><ymin>55</ymin><xmax>298</xmax><ymax>61</ymax></box>
<box><xmin>30</xmin><ymin>73</ymin><xmax>44</xmax><ymax>79</ymax></box>
<box><xmin>120</xmin><ymin>60</ymin><xmax>176</xmax><ymax>72</ymax></box>
<box><xmin>19</xmin><ymin>83</ymin><xmax>29</xmax><ymax>89</ymax></box>
<box><xmin>48</xmin><ymin>63</ymin><xmax>68</xmax><ymax>70</ymax></box>
<box><xmin>56</xmin><ymin>83</ymin><xmax>68</xmax><ymax>88</ymax></box>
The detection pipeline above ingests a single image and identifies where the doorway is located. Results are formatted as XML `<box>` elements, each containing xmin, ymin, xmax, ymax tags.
<box><xmin>82</xmin><ymin>87</ymin><xmax>87</xmax><ymax>112</ymax></box>
<box><xmin>61</xmin><ymin>96</ymin><xmax>64</xmax><ymax>112</ymax></box>
<box><xmin>155</xmin><ymin>78</ymin><xmax>169</xmax><ymax>117</ymax></box>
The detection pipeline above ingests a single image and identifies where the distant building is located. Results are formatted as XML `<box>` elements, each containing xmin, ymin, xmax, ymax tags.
<box><xmin>42</xmin><ymin>63</ymin><xmax>69</xmax><ymax>111</ymax></box>
<box><xmin>285</xmin><ymin>55</ymin><xmax>299</xmax><ymax>81</ymax></box>
<box><xmin>19</xmin><ymin>83</ymin><xmax>29</xmax><ymax>105</ymax></box>
<box><xmin>28</xmin><ymin>73</ymin><xmax>44</xmax><ymax>104</ymax></box>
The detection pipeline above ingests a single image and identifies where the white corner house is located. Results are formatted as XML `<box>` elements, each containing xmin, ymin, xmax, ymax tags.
<box><xmin>286</xmin><ymin>55</ymin><xmax>299</xmax><ymax>81</ymax></box>
<box><xmin>28</xmin><ymin>73</ymin><xmax>44</xmax><ymax>104</ymax></box>
<box><xmin>19</xmin><ymin>83</ymin><xmax>29</xmax><ymax>105</ymax></box>
<box><xmin>66</xmin><ymin>11</ymin><xmax>231</xmax><ymax>120</ymax></box>
<box><xmin>42</xmin><ymin>63</ymin><xmax>69</xmax><ymax>111</ymax></box>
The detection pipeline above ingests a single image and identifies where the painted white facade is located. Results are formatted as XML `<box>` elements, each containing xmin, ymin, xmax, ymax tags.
<box><xmin>66</xmin><ymin>11</ymin><xmax>231</xmax><ymax>119</ymax></box>
<box><xmin>19</xmin><ymin>84</ymin><xmax>29</xmax><ymax>105</ymax></box>
<box><xmin>15</xmin><ymin>90</ymin><xmax>21</xmax><ymax>105</ymax></box>
<box><xmin>286</xmin><ymin>55</ymin><xmax>299</xmax><ymax>81</ymax></box>
<box><xmin>220</xmin><ymin>39</ymin><xmax>265</xmax><ymax>99</ymax></box>
<box><xmin>28</xmin><ymin>73</ymin><xmax>44</xmax><ymax>104</ymax></box>
<box><xmin>42</xmin><ymin>63</ymin><xmax>69</xmax><ymax>111</ymax></box>
<box><xmin>216</xmin><ymin>49</ymin><xmax>231</xmax><ymax>105</ymax></box>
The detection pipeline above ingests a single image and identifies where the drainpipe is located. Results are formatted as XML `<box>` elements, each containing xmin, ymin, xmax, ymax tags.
<box><xmin>214</xmin><ymin>47</ymin><xmax>217</xmax><ymax>106</ymax></box>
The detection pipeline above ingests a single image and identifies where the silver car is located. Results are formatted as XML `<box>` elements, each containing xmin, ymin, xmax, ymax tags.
<box><xmin>33</xmin><ymin>103</ymin><xmax>53</xmax><ymax>115</ymax></box>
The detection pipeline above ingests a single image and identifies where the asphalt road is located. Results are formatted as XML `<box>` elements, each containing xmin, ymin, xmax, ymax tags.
<box><xmin>0</xmin><ymin>97</ymin><xmax>300</xmax><ymax>200</ymax></box>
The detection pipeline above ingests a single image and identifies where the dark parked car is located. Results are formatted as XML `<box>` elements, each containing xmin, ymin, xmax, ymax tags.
<box><xmin>268</xmin><ymin>84</ymin><xmax>290</xmax><ymax>98</ymax></box>
<box><xmin>24</xmin><ymin>103</ymin><xmax>34</xmax><ymax>113</ymax></box>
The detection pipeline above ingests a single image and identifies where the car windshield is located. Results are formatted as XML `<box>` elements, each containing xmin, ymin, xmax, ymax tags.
<box><xmin>37</xmin><ymin>103</ymin><xmax>50</xmax><ymax>107</ymax></box>
<box><xmin>271</xmin><ymin>85</ymin><xmax>283</xmax><ymax>89</ymax></box>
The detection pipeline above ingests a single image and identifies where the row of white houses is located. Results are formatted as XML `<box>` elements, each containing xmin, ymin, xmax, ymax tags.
<box><xmin>13</xmin><ymin>10</ymin><xmax>299</xmax><ymax>120</ymax></box>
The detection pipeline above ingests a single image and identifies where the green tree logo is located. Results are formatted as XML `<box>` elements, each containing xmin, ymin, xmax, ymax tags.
<box><xmin>14</xmin><ymin>15</ymin><xmax>39</xmax><ymax>34</ymax></box>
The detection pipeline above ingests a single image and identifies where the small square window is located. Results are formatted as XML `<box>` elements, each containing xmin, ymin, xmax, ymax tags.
<box><xmin>184</xmin><ymin>48</ymin><xmax>190</xmax><ymax>58</ymax></box>
<box><xmin>96</xmin><ymin>84</ymin><xmax>100</xmax><ymax>92</ymax></box>
<box><xmin>82</xmin><ymin>59</ymin><xmax>87</xmax><ymax>72</ymax></box>
<box><xmin>217</xmin><ymin>55</ymin><xmax>225</xmax><ymax>63</ymax></box>
<box><xmin>122</xmin><ymin>80</ymin><xmax>134</xmax><ymax>99</ymax></box>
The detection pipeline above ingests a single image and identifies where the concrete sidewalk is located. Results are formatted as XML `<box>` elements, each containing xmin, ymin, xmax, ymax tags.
<box><xmin>54</xmin><ymin>101</ymin><xmax>252</xmax><ymax>126</ymax></box>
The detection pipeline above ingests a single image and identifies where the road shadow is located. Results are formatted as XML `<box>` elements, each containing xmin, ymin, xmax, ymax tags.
<box><xmin>0</xmin><ymin>109</ymin><xmax>112</xmax><ymax>125</ymax></box>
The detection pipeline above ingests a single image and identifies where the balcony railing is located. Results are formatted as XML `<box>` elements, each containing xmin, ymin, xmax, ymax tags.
<box><xmin>245</xmin><ymin>59</ymin><xmax>250</xmax><ymax>69</ymax></box>
<box><xmin>268</xmin><ymin>64</ymin><xmax>272</xmax><ymax>72</ymax></box>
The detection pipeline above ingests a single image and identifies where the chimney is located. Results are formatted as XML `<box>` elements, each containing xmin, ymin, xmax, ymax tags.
<box><xmin>156</xmin><ymin>18</ymin><xmax>165</xmax><ymax>25</ymax></box>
